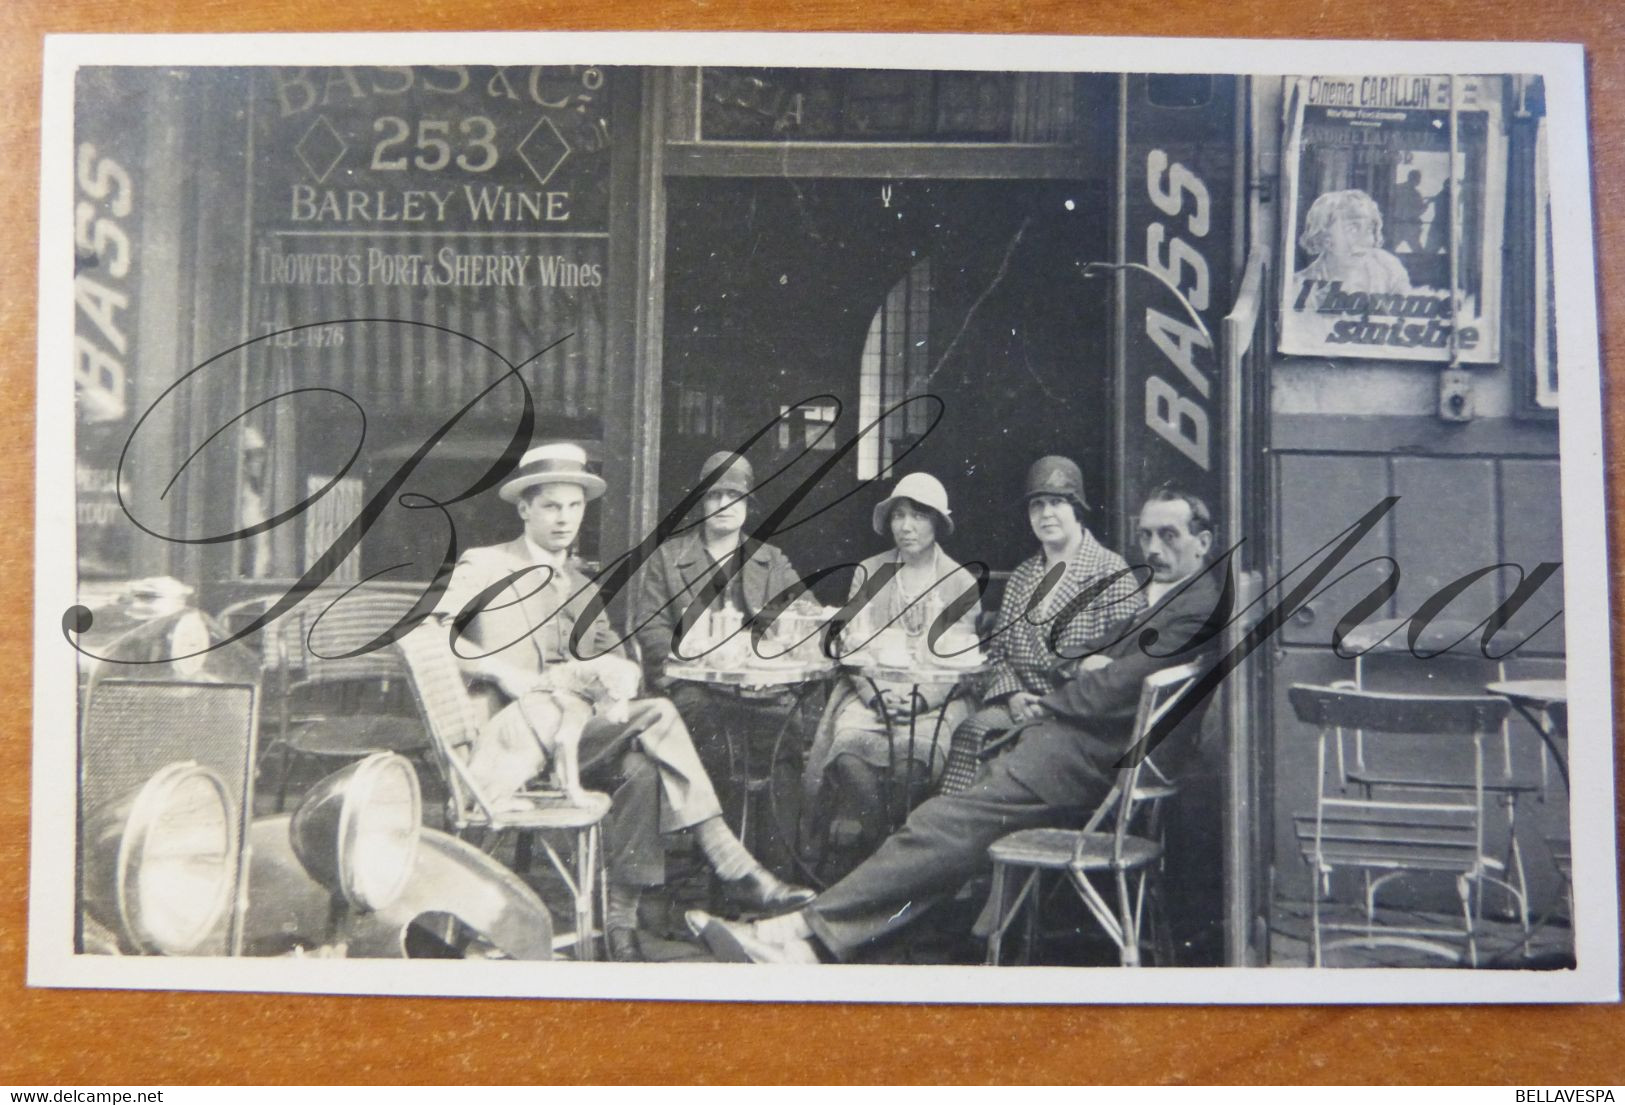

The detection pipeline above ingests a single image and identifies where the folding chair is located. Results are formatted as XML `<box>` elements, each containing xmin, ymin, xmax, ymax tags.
<box><xmin>1289</xmin><ymin>684</ymin><xmax>1513</xmax><ymax>966</ymax></box>
<box><xmin>1337</xmin><ymin>618</ymin><xmax>1540</xmax><ymax>932</ymax></box>
<box><xmin>983</xmin><ymin>662</ymin><xmax>1204</xmax><ymax>967</ymax></box>
<box><xmin>395</xmin><ymin>624</ymin><xmax>611</xmax><ymax>961</ymax></box>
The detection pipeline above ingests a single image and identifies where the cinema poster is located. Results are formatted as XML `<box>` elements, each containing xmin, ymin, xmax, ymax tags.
<box><xmin>1278</xmin><ymin>74</ymin><xmax>1507</xmax><ymax>363</ymax></box>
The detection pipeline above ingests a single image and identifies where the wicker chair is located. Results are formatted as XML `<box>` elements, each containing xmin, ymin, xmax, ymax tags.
<box><xmin>395</xmin><ymin>623</ymin><xmax>611</xmax><ymax>961</ymax></box>
<box><xmin>221</xmin><ymin>584</ymin><xmax>430</xmax><ymax>810</ymax></box>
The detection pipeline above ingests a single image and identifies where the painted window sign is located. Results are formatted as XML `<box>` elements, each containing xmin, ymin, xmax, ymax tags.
<box><xmin>248</xmin><ymin>66</ymin><xmax>615</xmax><ymax>419</ymax></box>
<box><xmin>259</xmin><ymin>65</ymin><xmax>612</xmax><ymax>227</ymax></box>
<box><xmin>1278</xmin><ymin>75</ymin><xmax>1506</xmax><ymax>363</ymax></box>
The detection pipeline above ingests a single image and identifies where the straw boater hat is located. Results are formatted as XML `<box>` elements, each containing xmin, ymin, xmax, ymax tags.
<box><xmin>498</xmin><ymin>442</ymin><xmax>607</xmax><ymax>504</ymax></box>
<box><xmin>871</xmin><ymin>472</ymin><xmax>954</xmax><ymax>537</ymax></box>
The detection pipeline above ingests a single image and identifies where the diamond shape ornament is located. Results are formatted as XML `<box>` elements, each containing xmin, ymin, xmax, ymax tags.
<box><xmin>295</xmin><ymin>116</ymin><xmax>348</xmax><ymax>184</ymax></box>
<box><xmin>516</xmin><ymin>116</ymin><xmax>572</xmax><ymax>186</ymax></box>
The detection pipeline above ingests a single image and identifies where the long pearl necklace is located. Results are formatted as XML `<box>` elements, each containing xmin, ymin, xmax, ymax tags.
<box><xmin>892</xmin><ymin>546</ymin><xmax>941</xmax><ymax>637</ymax></box>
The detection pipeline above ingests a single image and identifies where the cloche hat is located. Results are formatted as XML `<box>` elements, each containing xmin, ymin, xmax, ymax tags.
<box><xmin>871</xmin><ymin>472</ymin><xmax>954</xmax><ymax>537</ymax></box>
<box><xmin>1023</xmin><ymin>455</ymin><xmax>1090</xmax><ymax>512</ymax></box>
<box><xmin>698</xmin><ymin>451</ymin><xmax>756</xmax><ymax>499</ymax></box>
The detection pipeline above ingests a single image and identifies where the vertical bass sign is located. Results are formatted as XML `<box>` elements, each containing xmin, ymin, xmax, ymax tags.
<box><xmin>73</xmin><ymin>70</ymin><xmax>146</xmax><ymax>580</ymax></box>
<box><xmin>1114</xmin><ymin>74</ymin><xmax>1238</xmax><ymax>533</ymax></box>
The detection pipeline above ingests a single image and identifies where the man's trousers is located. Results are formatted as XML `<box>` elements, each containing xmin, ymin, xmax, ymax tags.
<box><xmin>482</xmin><ymin>695</ymin><xmax>725</xmax><ymax>889</ymax></box>
<box><xmin>802</xmin><ymin>749</ymin><xmax>1097</xmax><ymax>961</ymax></box>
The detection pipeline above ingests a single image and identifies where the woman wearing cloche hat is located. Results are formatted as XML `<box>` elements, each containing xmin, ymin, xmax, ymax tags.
<box><xmin>935</xmin><ymin>454</ymin><xmax>1144</xmax><ymax>795</ymax></box>
<box><xmin>801</xmin><ymin>472</ymin><xmax>983</xmax><ymax>880</ymax></box>
<box><xmin>629</xmin><ymin>450</ymin><xmax>805</xmax><ymax>842</ymax></box>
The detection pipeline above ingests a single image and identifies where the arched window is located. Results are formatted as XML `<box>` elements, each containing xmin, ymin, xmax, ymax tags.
<box><xmin>857</xmin><ymin>257</ymin><xmax>932</xmax><ymax>479</ymax></box>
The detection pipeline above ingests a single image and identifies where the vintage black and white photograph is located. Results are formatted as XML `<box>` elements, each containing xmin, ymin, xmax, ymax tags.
<box><xmin>29</xmin><ymin>33</ymin><xmax>1617</xmax><ymax>1003</ymax></box>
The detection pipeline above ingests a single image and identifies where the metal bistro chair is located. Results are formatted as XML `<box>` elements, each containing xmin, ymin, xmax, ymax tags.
<box><xmin>1338</xmin><ymin>618</ymin><xmax>1539</xmax><ymax>932</ymax></box>
<box><xmin>1289</xmin><ymin>684</ymin><xmax>1513</xmax><ymax>967</ymax></box>
<box><xmin>222</xmin><ymin>585</ymin><xmax>431</xmax><ymax>811</ymax></box>
<box><xmin>984</xmin><ymin>662</ymin><xmax>1204</xmax><ymax>967</ymax></box>
<box><xmin>395</xmin><ymin>623</ymin><xmax>612</xmax><ymax>961</ymax></box>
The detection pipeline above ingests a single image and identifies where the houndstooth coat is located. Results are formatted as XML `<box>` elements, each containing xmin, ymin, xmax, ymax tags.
<box><xmin>982</xmin><ymin>530</ymin><xmax>1146</xmax><ymax>702</ymax></box>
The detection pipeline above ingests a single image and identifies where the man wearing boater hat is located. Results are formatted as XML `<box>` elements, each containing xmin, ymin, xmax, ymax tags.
<box><xmin>436</xmin><ymin>442</ymin><xmax>813</xmax><ymax>961</ymax></box>
<box><xmin>630</xmin><ymin>452</ymin><xmax>804</xmax><ymax>836</ymax></box>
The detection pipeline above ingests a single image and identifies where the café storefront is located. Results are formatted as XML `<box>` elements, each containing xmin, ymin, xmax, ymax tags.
<box><xmin>73</xmin><ymin>63</ymin><xmax>1562</xmax><ymax>966</ymax></box>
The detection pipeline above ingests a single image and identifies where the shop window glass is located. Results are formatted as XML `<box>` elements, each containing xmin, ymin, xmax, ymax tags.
<box><xmin>778</xmin><ymin>402</ymin><xmax>838</xmax><ymax>452</ymax></box>
<box><xmin>676</xmin><ymin>384</ymin><xmax>726</xmax><ymax>437</ymax></box>
<box><xmin>699</xmin><ymin>69</ymin><xmax>1081</xmax><ymax>143</ymax></box>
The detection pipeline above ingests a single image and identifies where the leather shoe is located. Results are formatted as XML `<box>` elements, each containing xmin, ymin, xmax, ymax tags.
<box><xmin>606</xmin><ymin>926</ymin><xmax>645</xmax><ymax>963</ymax></box>
<box><xmin>725</xmin><ymin>868</ymin><xmax>816</xmax><ymax>913</ymax></box>
<box><xmin>685</xmin><ymin>910</ymin><xmax>815</xmax><ymax>965</ymax></box>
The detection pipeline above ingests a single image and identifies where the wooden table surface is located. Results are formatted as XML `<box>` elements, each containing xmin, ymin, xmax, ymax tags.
<box><xmin>3</xmin><ymin>0</ymin><xmax>1622</xmax><ymax>1086</ymax></box>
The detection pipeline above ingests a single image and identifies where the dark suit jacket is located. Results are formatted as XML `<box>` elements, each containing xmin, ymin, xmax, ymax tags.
<box><xmin>999</xmin><ymin>568</ymin><xmax>1224</xmax><ymax>807</ymax></box>
<box><xmin>630</xmin><ymin>530</ymin><xmax>801</xmax><ymax>683</ymax></box>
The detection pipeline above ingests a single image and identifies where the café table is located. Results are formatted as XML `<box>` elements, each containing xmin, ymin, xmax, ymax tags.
<box><xmin>1485</xmin><ymin>678</ymin><xmax>1569</xmax><ymax>790</ymax></box>
<box><xmin>839</xmin><ymin>652</ymin><xmax>987</xmax><ymax>833</ymax></box>
<box><xmin>664</xmin><ymin>654</ymin><xmax>837</xmax><ymax>873</ymax></box>
<box><xmin>1487</xmin><ymin>676</ymin><xmax>1573</xmax><ymax>955</ymax></box>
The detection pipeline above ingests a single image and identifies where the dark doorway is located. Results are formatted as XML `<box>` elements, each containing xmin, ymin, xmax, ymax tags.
<box><xmin>660</xmin><ymin>177</ymin><xmax>1115</xmax><ymax>599</ymax></box>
